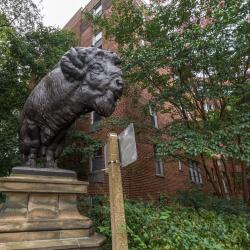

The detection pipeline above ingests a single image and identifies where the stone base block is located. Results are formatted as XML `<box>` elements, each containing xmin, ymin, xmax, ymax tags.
<box><xmin>0</xmin><ymin>167</ymin><xmax>106</xmax><ymax>249</ymax></box>
<box><xmin>0</xmin><ymin>233</ymin><xmax>105</xmax><ymax>250</ymax></box>
<box><xmin>0</xmin><ymin>228</ymin><xmax>95</xmax><ymax>243</ymax></box>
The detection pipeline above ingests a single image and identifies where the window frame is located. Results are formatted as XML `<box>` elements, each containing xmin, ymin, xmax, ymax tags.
<box><xmin>188</xmin><ymin>159</ymin><xmax>203</xmax><ymax>184</ymax></box>
<box><xmin>93</xmin><ymin>1</ymin><xmax>102</xmax><ymax>16</ymax></box>
<box><xmin>154</xmin><ymin>145</ymin><xmax>164</xmax><ymax>177</ymax></box>
<box><xmin>155</xmin><ymin>159</ymin><xmax>164</xmax><ymax>177</ymax></box>
<box><xmin>203</xmin><ymin>102</ymin><xmax>215</xmax><ymax>113</ymax></box>
<box><xmin>90</xmin><ymin>147</ymin><xmax>105</xmax><ymax>173</ymax></box>
<box><xmin>92</xmin><ymin>31</ymin><xmax>102</xmax><ymax>48</ymax></box>
<box><xmin>149</xmin><ymin>105</ymin><xmax>159</xmax><ymax>128</ymax></box>
<box><xmin>90</xmin><ymin>111</ymin><xmax>102</xmax><ymax>125</ymax></box>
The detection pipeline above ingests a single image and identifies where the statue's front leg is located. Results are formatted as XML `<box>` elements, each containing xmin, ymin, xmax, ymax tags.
<box><xmin>44</xmin><ymin>128</ymin><xmax>67</xmax><ymax>168</ymax></box>
<box><xmin>23</xmin><ymin>119</ymin><xmax>40</xmax><ymax>168</ymax></box>
<box><xmin>26</xmin><ymin>148</ymin><xmax>37</xmax><ymax>168</ymax></box>
<box><xmin>45</xmin><ymin>149</ymin><xmax>57</xmax><ymax>168</ymax></box>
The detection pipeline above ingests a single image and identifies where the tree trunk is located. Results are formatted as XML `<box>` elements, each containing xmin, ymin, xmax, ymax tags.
<box><xmin>231</xmin><ymin>160</ymin><xmax>237</xmax><ymax>194</ymax></box>
<box><xmin>200</xmin><ymin>155</ymin><xmax>220</xmax><ymax>196</ymax></box>
<box><xmin>241</xmin><ymin>163</ymin><xmax>249</xmax><ymax>204</ymax></box>
<box><xmin>221</xmin><ymin>158</ymin><xmax>234</xmax><ymax>196</ymax></box>
<box><xmin>247</xmin><ymin>167</ymin><xmax>250</xmax><ymax>207</ymax></box>
<box><xmin>213</xmin><ymin>159</ymin><xmax>226</xmax><ymax>198</ymax></box>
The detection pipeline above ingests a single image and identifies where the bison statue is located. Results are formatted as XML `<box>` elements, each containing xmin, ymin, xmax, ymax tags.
<box><xmin>19</xmin><ymin>47</ymin><xmax>123</xmax><ymax>168</ymax></box>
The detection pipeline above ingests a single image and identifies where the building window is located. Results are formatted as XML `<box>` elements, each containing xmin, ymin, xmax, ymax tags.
<box><xmin>154</xmin><ymin>145</ymin><xmax>164</xmax><ymax>176</ymax></box>
<box><xmin>93</xmin><ymin>2</ymin><xmax>102</xmax><ymax>16</ymax></box>
<box><xmin>155</xmin><ymin>160</ymin><xmax>164</xmax><ymax>176</ymax></box>
<box><xmin>188</xmin><ymin>160</ymin><xmax>202</xmax><ymax>184</ymax></box>
<box><xmin>149</xmin><ymin>105</ymin><xmax>158</xmax><ymax>128</ymax></box>
<box><xmin>90</xmin><ymin>111</ymin><xmax>102</xmax><ymax>131</ymax></box>
<box><xmin>92</xmin><ymin>32</ymin><xmax>102</xmax><ymax>48</ymax></box>
<box><xmin>203</xmin><ymin>102</ymin><xmax>214</xmax><ymax>113</ymax></box>
<box><xmin>185</xmin><ymin>110</ymin><xmax>192</xmax><ymax>120</ymax></box>
<box><xmin>90</xmin><ymin>148</ymin><xmax>105</xmax><ymax>173</ymax></box>
<box><xmin>91</xmin><ymin>111</ymin><xmax>102</xmax><ymax>124</ymax></box>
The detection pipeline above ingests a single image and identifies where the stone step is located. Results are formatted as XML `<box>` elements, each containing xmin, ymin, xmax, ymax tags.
<box><xmin>0</xmin><ymin>227</ymin><xmax>96</xmax><ymax>243</ymax></box>
<box><xmin>0</xmin><ymin>233</ymin><xmax>106</xmax><ymax>250</ymax></box>
<box><xmin>0</xmin><ymin>219</ymin><xmax>93</xmax><ymax>233</ymax></box>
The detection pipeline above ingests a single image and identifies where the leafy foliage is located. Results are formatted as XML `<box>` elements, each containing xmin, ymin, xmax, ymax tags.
<box><xmin>86</xmin><ymin>197</ymin><xmax>250</xmax><ymax>250</ymax></box>
<box><xmin>89</xmin><ymin>0</ymin><xmax>250</xmax><ymax>200</ymax></box>
<box><xmin>61</xmin><ymin>129</ymin><xmax>103</xmax><ymax>161</ymax></box>
<box><xmin>175</xmin><ymin>188</ymin><xmax>249</xmax><ymax>216</ymax></box>
<box><xmin>0</xmin><ymin>0</ymin><xmax>41</xmax><ymax>32</ymax></box>
<box><xmin>59</xmin><ymin>128</ymin><xmax>103</xmax><ymax>175</ymax></box>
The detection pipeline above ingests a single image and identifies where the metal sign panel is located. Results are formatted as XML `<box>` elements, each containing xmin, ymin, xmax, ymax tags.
<box><xmin>118</xmin><ymin>123</ymin><xmax>137</xmax><ymax>167</ymax></box>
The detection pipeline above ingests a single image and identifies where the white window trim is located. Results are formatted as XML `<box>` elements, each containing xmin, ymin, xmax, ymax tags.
<box><xmin>149</xmin><ymin>105</ymin><xmax>159</xmax><ymax>128</ymax></box>
<box><xmin>178</xmin><ymin>160</ymin><xmax>182</xmax><ymax>171</ymax></box>
<box><xmin>90</xmin><ymin>111</ymin><xmax>94</xmax><ymax>125</ymax></box>
<box><xmin>155</xmin><ymin>159</ymin><xmax>164</xmax><ymax>176</ymax></box>
<box><xmin>89</xmin><ymin>157</ymin><xmax>93</xmax><ymax>172</ymax></box>
<box><xmin>93</xmin><ymin>2</ymin><xmax>102</xmax><ymax>16</ymax></box>
<box><xmin>189</xmin><ymin>160</ymin><xmax>203</xmax><ymax>184</ymax></box>
<box><xmin>90</xmin><ymin>111</ymin><xmax>102</xmax><ymax>125</ymax></box>
<box><xmin>204</xmin><ymin>102</ymin><xmax>215</xmax><ymax>113</ymax></box>
<box><xmin>92</xmin><ymin>32</ymin><xmax>102</xmax><ymax>46</ymax></box>
<box><xmin>104</xmin><ymin>143</ymin><xmax>108</xmax><ymax>169</ymax></box>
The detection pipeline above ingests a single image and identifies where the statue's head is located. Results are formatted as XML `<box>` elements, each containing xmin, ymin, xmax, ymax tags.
<box><xmin>60</xmin><ymin>47</ymin><xmax>123</xmax><ymax>117</ymax></box>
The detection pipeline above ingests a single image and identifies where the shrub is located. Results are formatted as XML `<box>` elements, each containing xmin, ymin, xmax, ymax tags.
<box><xmin>85</xmin><ymin>197</ymin><xmax>250</xmax><ymax>250</ymax></box>
<box><xmin>175</xmin><ymin>188</ymin><xmax>250</xmax><ymax>216</ymax></box>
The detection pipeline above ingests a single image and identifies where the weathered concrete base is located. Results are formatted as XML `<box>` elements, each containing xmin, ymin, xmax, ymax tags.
<box><xmin>0</xmin><ymin>167</ymin><xmax>105</xmax><ymax>249</ymax></box>
<box><xmin>0</xmin><ymin>234</ymin><xmax>105</xmax><ymax>250</ymax></box>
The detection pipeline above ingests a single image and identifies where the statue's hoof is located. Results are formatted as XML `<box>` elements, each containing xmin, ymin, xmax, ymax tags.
<box><xmin>45</xmin><ymin>162</ymin><xmax>55</xmax><ymax>168</ymax></box>
<box><xmin>26</xmin><ymin>160</ymin><xmax>36</xmax><ymax>168</ymax></box>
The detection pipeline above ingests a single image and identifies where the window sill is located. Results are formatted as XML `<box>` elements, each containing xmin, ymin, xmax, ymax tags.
<box><xmin>155</xmin><ymin>174</ymin><xmax>165</xmax><ymax>178</ymax></box>
<box><xmin>190</xmin><ymin>182</ymin><xmax>203</xmax><ymax>185</ymax></box>
<box><xmin>90</xmin><ymin>169</ymin><xmax>106</xmax><ymax>174</ymax></box>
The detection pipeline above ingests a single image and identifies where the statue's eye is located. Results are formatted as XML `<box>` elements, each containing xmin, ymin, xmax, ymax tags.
<box><xmin>91</xmin><ymin>63</ymin><xmax>103</xmax><ymax>73</ymax></box>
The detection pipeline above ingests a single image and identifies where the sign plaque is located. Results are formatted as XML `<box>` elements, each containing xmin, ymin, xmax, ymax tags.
<box><xmin>118</xmin><ymin>123</ymin><xmax>137</xmax><ymax>167</ymax></box>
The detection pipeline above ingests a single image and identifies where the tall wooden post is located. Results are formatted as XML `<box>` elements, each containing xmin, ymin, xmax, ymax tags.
<box><xmin>107</xmin><ymin>133</ymin><xmax>128</xmax><ymax>250</ymax></box>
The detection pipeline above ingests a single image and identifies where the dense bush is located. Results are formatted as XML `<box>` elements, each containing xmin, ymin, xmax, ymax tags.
<box><xmin>175</xmin><ymin>189</ymin><xmax>250</xmax><ymax>216</ymax></box>
<box><xmin>86</xmin><ymin>197</ymin><xmax>250</xmax><ymax>250</ymax></box>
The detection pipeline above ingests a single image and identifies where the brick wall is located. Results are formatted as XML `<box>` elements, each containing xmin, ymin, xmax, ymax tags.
<box><xmin>64</xmin><ymin>8</ymin><xmax>83</xmax><ymax>41</ymax></box>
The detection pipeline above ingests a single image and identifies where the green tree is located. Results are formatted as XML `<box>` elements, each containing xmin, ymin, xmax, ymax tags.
<box><xmin>0</xmin><ymin>0</ymin><xmax>41</xmax><ymax>32</ymax></box>
<box><xmin>59</xmin><ymin>127</ymin><xmax>103</xmax><ymax>176</ymax></box>
<box><xmin>90</xmin><ymin>0</ymin><xmax>250</xmax><ymax>203</ymax></box>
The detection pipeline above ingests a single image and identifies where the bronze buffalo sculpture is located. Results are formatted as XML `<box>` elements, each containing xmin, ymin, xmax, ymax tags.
<box><xmin>19</xmin><ymin>47</ymin><xmax>123</xmax><ymax>168</ymax></box>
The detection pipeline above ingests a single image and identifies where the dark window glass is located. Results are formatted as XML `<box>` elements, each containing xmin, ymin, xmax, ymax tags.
<box><xmin>188</xmin><ymin>160</ymin><xmax>202</xmax><ymax>184</ymax></box>
<box><xmin>93</xmin><ymin>32</ymin><xmax>102</xmax><ymax>48</ymax></box>
<box><xmin>91</xmin><ymin>148</ymin><xmax>104</xmax><ymax>172</ymax></box>
<box><xmin>93</xmin><ymin>111</ymin><xmax>102</xmax><ymax>123</ymax></box>
<box><xmin>93</xmin><ymin>2</ymin><xmax>102</xmax><ymax>16</ymax></box>
<box><xmin>154</xmin><ymin>145</ymin><xmax>164</xmax><ymax>176</ymax></box>
<box><xmin>149</xmin><ymin>105</ymin><xmax>158</xmax><ymax>128</ymax></box>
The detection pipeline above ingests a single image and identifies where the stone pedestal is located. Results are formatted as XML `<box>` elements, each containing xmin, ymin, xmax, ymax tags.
<box><xmin>0</xmin><ymin>167</ymin><xmax>105</xmax><ymax>250</ymax></box>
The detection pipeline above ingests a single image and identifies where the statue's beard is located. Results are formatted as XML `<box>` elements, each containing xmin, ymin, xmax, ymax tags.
<box><xmin>93</xmin><ymin>90</ymin><xmax>116</xmax><ymax>117</ymax></box>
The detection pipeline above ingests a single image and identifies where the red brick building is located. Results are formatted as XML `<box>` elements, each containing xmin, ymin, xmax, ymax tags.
<box><xmin>63</xmin><ymin>0</ymin><xmax>214</xmax><ymax>200</ymax></box>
